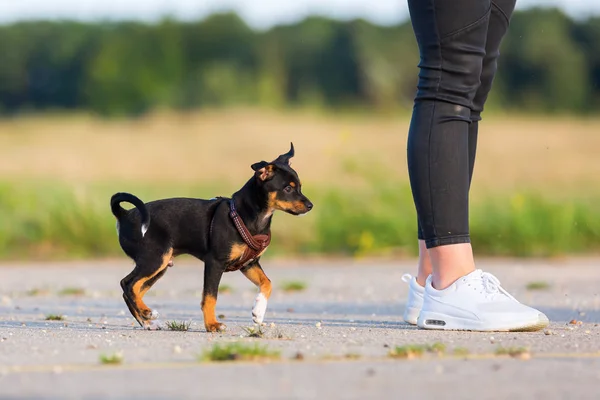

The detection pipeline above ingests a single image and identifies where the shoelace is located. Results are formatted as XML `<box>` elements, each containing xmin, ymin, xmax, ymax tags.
<box><xmin>478</xmin><ymin>270</ymin><xmax>517</xmax><ymax>301</ymax></box>
<box><xmin>403</xmin><ymin>270</ymin><xmax>516</xmax><ymax>301</ymax></box>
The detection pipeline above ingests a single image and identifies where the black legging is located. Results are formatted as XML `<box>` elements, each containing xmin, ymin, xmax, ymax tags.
<box><xmin>407</xmin><ymin>0</ymin><xmax>517</xmax><ymax>248</ymax></box>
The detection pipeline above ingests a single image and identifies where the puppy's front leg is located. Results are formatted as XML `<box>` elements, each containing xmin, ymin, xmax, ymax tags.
<box><xmin>202</xmin><ymin>258</ymin><xmax>226</xmax><ymax>333</ymax></box>
<box><xmin>241</xmin><ymin>262</ymin><xmax>272</xmax><ymax>324</ymax></box>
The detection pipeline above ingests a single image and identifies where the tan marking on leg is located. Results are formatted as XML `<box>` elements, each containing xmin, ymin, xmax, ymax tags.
<box><xmin>131</xmin><ymin>280</ymin><xmax>151</xmax><ymax>317</ymax></box>
<box><xmin>131</xmin><ymin>249</ymin><xmax>173</xmax><ymax>320</ymax></box>
<box><xmin>202</xmin><ymin>294</ymin><xmax>224</xmax><ymax>332</ymax></box>
<box><xmin>243</xmin><ymin>265</ymin><xmax>272</xmax><ymax>324</ymax></box>
<box><xmin>242</xmin><ymin>266</ymin><xmax>272</xmax><ymax>299</ymax></box>
<box><xmin>123</xmin><ymin>293</ymin><xmax>143</xmax><ymax>326</ymax></box>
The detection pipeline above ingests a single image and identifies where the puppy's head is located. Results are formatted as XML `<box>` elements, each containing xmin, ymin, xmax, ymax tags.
<box><xmin>251</xmin><ymin>143</ymin><xmax>313</xmax><ymax>215</ymax></box>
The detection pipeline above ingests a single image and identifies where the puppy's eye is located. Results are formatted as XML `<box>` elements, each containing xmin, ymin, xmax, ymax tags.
<box><xmin>284</xmin><ymin>186</ymin><xmax>293</xmax><ymax>193</ymax></box>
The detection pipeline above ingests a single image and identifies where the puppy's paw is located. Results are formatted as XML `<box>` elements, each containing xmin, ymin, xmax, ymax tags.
<box><xmin>205</xmin><ymin>322</ymin><xmax>226</xmax><ymax>333</ymax></box>
<box><xmin>140</xmin><ymin>309</ymin><xmax>160</xmax><ymax>321</ymax></box>
<box><xmin>252</xmin><ymin>293</ymin><xmax>268</xmax><ymax>324</ymax></box>
<box><xmin>143</xmin><ymin>320</ymin><xmax>163</xmax><ymax>331</ymax></box>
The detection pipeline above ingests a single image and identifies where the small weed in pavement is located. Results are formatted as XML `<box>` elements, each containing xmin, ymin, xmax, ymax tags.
<box><xmin>199</xmin><ymin>343</ymin><xmax>280</xmax><ymax>362</ymax></box>
<box><xmin>389</xmin><ymin>345</ymin><xmax>426</xmax><ymax>359</ymax></box>
<box><xmin>58</xmin><ymin>287</ymin><xmax>86</xmax><ymax>296</ymax></box>
<box><xmin>27</xmin><ymin>288</ymin><xmax>49</xmax><ymax>296</ymax></box>
<box><xmin>390</xmin><ymin>343</ymin><xmax>446</xmax><ymax>359</ymax></box>
<box><xmin>218</xmin><ymin>285</ymin><xmax>234</xmax><ymax>294</ymax></box>
<box><xmin>426</xmin><ymin>342</ymin><xmax>446</xmax><ymax>354</ymax></box>
<box><xmin>495</xmin><ymin>346</ymin><xmax>531</xmax><ymax>359</ymax></box>
<box><xmin>242</xmin><ymin>325</ymin><xmax>265</xmax><ymax>338</ymax></box>
<box><xmin>453</xmin><ymin>347</ymin><xmax>470</xmax><ymax>356</ymax></box>
<box><xmin>100</xmin><ymin>352</ymin><xmax>124</xmax><ymax>365</ymax></box>
<box><xmin>281</xmin><ymin>281</ymin><xmax>307</xmax><ymax>292</ymax></box>
<box><xmin>526</xmin><ymin>281</ymin><xmax>551</xmax><ymax>291</ymax></box>
<box><xmin>166</xmin><ymin>321</ymin><xmax>191</xmax><ymax>331</ymax></box>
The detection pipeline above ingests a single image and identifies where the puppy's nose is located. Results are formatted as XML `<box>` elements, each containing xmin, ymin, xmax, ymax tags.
<box><xmin>305</xmin><ymin>201</ymin><xmax>313</xmax><ymax>210</ymax></box>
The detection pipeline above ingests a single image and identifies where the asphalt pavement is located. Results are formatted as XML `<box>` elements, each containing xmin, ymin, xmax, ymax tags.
<box><xmin>1</xmin><ymin>258</ymin><xmax>599</xmax><ymax>399</ymax></box>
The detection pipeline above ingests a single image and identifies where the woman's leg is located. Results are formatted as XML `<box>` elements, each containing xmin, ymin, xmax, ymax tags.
<box><xmin>415</xmin><ymin>240</ymin><xmax>431</xmax><ymax>286</ymax></box>
<box><xmin>412</xmin><ymin>0</ymin><xmax>517</xmax><ymax>289</ymax></box>
<box><xmin>407</xmin><ymin>0</ymin><xmax>490</xmax><ymax>289</ymax></box>
<box><xmin>471</xmin><ymin>0</ymin><xmax>517</xmax><ymax>124</ymax></box>
<box><xmin>403</xmin><ymin>0</ymin><xmax>488</xmax><ymax>324</ymax></box>
<box><xmin>406</xmin><ymin>0</ymin><xmax>548</xmax><ymax>331</ymax></box>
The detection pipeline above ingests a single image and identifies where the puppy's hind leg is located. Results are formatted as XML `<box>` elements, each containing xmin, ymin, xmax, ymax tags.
<box><xmin>121</xmin><ymin>270</ymin><xmax>144</xmax><ymax>328</ymax></box>
<box><xmin>122</xmin><ymin>248</ymin><xmax>173</xmax><ymax>330</ymax></box>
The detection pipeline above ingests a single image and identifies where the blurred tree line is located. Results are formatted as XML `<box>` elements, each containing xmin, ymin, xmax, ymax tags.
<box><xmin>0</xmin><ymin>8</ymin><xmax>598</xmax><ymax>116</ymax></box>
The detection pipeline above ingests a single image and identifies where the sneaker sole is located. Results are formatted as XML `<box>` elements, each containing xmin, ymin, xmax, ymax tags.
<box><xmin>417</xmin><ymin>311</ymin><xmax>549</xmax><ymax>332</ymax></box>
<box><xmin>403</xmin><ymin>307</ymin><xmax>420</xmax><ymax>325</ymax></box>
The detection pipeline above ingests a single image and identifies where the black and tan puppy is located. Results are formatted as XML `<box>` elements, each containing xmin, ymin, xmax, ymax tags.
<box><xmin>110</xmin><ymin>143</ymin><xmax>312</xmax><ymax>332</ymax></box>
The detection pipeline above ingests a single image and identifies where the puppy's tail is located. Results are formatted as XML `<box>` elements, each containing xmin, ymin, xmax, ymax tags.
<box><xmin>110</xmin><ymin>192</ymin><xmax>150</xmax><ymax>237</ymax></box>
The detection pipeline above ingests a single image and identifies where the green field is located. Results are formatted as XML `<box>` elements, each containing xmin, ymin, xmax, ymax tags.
<box><xmin>1</xmin><ymin>110</ymin><xmax>599</xmax><ymax>260</ymax></box>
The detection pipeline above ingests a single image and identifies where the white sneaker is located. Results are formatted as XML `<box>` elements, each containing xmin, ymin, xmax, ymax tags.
<box><xmin>417</xmin><ymin>269</ymin><xmax>549</xmax><ymax>332</ymax></box>
<box><xmin>402</xmin><ymin>273</ymin><xmax>424</xmax><ymax>325</ymax></box>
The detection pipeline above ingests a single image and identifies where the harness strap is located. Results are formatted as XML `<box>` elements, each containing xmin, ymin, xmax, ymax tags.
<box><xmin>229</xmin><ymin>200</ymin><xmax>271</xmax><ymax>251</ymax></box>
<box><xmin>208</xmin><ymin>197</ymin><xmax>271</xmax><ymax>271</ymax></box>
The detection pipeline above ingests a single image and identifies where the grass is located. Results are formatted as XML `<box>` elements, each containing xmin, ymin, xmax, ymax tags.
<box><xmin>389</xmin><ymin>345</ymin><xmax>426</xmax><ymax>359</ymax></box>
<box><xmin>166</xmin><ymin>320</ymin><xmax>191</xmax><ymax>331</ymax></box>
<box><xmin>26</xmin><ymin>288</ymin><xmax>49</xmax><ymax>296</ymax></box>
<box><xmin>1</xmin><ymin>111</ymin><xmax>600</xmax><ymax>260</ymax></box>
<box><xmin>389</xmin><ymin>342</ymin><xmax>447</xmax><ymax>359</ymax></box>
<box><xmin>99</xmin><ymin>352</ymin><xmax>124</xmax><ymax>365</ymax></box>
<box><xmin>58</xmin><ymin>287</ymin><xmax>86</xmax><ymax>296</ymax></box>
<box><xmin>495</xmin><ymin>346</ymin><xmax>531</xmax><ymax>359</ymax></box>
<box><xmin>45</xmin><ymin>314</ymin><xmax>65</xmax><ymax>321</ymax></box>
<box><xmin>199</xmin><ymin>342</ymin><xmax>280</xmax><ymax>362</ymax></box>
<box><xmin>453</xmin><ymin>347</ymin><xmax>470</xmax><ymax>356</ymax></box>
<box><xmin>1</xmin><ymin>177</ymin><xmax>599</xmax><ymax>260</ymax></box>
<box><xmin>425</xmin><ymin>342</ymin><xmax>446</xmax><ymax>354</ymax></box>
<box><xmin>2</xmin><ymin>167</ymin><xmax>594</xmax><ymax>260</ymax></box>
<box><xmin>218</xmin><ymin>285</ymin><xmax>234</xmax><ymax>294</ymax></box>
<box><xmin>281</xmin><ymin>281</ymin><xmax>307</xmax><ymax>292</ymax></box>
<box><xmin>241</xmin><ymin>325</ymin><xmax>265</xmax><ymax>338</ymax></box>
<box><xmin>526</xmin><ymin>281</ymin><xmax>551</xmax><ymax>291</ymax></box>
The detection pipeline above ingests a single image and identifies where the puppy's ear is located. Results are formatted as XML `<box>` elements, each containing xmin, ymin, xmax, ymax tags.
<box><xmin>251</xmin><ymin>161</ymin><xmax>275</xmax><ymax>181</ymax></box>
<box><xmin>251</xmin><ymin>161</ymin><xmax>269</xmax><ymax>172</ymax></box>
<box><xmin>273</xmin><ymin>142</ymin><xmax>295</xmax><ymax>166</ymax></box>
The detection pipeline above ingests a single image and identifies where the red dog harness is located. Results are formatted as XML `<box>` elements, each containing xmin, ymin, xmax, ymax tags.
<box><xmin>210</xmin><ymin>198</ymin><xmax>270</xmax><ymax>272</ymax></box>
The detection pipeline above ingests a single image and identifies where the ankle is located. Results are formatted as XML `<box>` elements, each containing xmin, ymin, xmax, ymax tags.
<box><xmin>416</xmin><ymin>240</ymin><xmax>432</xmax><ymax>287</ymax></box>
<box><xmin>432</xmin><ymin>272</ymin><xmax>468</xmax><ymax>290</ymax></box>
<box><xmin>428</xmin><ymin>243</ymin><xmax>476</xmax><ymax>290</ymax></box>
<box><xmin>416</xmin><ymin>273</ymin><xmax>429</xmax><ymax>287</ymax></box>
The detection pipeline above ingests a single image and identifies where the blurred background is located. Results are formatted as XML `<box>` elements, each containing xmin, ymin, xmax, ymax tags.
<box><xmin>0</xmin><ymin>0</ymin><xmax>599</xmax><ymax>261</ymax></box>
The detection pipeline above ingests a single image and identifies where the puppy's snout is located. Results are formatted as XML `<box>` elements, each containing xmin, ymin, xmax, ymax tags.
<box><xmin>305</xmin><ymin>201</ymin><xmax>313</xmax><ymax>211</ymax></box>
